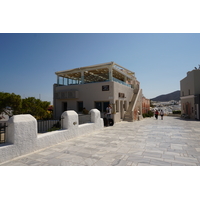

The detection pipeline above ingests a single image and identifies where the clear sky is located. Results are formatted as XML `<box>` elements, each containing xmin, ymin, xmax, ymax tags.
<box><xmin>1</xmin><ymin>33</ymin><xmax>200</xmax><ymax>103</ymax></box>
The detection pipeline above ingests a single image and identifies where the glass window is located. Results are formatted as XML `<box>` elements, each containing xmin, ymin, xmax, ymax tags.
<box><xmin>95</xmin><ymin>101</ymin><xmax>109</xmax><ymax>112</ymax></box>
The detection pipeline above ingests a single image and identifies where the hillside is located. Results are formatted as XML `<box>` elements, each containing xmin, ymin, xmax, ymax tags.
<box><xmin>151</xmin><ymin>90</ymin><xmax>180</xmax><ymax>102</ymax></box>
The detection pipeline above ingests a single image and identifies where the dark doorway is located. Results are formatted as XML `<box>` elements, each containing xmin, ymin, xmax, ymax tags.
<box><xmin>77</xmin><ymin>101</ymin><xmax>83</xmax><ymax>112</ymax></box>
<box><xmin>63</xmin><ymin>102</ymin><xmax>68</xmax><ymax>112</ymax></box>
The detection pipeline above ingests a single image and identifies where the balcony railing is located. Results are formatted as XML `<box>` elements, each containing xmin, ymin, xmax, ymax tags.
<box><xmin>56</xmin><ymin>77</ymin><xmax>133</xmax><ymax>88</ymax></box>
<box><xmin>112</xmin><ymin>77</ymin><xmax>132</xmax><ymax>88</ymax></box>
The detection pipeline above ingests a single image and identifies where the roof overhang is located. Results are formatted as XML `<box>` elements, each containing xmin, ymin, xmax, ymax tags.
<box><xmin>55</xmin><ymin>62</ymin><xmax>135</xmax><ymax>81</ymax></box>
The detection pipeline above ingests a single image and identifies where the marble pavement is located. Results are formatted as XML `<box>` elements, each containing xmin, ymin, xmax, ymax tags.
<box><xmin>1</xmin><ymin>116</ymin><xmax>200</xmax><ymax>166</ymax></box>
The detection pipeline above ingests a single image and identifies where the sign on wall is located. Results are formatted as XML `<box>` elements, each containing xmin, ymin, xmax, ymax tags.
<box><xmin>102</xmin><ymin>85</ymin><xmax>109</xmax><ymax>91</ymax></box>
<box><xmin>119</xmin><ymin>93</ymin><xmax>125</xmax><ymax>98</ymax></box>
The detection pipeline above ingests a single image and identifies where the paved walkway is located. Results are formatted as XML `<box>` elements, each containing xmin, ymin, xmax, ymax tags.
<box><xmin>1</xmin><ymin>116</ymin><xmax>200</xmax><ymax>166</ymax></box>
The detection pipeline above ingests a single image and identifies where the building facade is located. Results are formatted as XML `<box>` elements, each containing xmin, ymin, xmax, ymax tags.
<box><xmin>180</xmin><ymin>68</ymin><xmax>200</xmax><ymax>120</ymax></box>
<box><xmin>53</xmin><ymin>62</ymin><xmax>147</xmax><ymax>123</ymax></box>
<box><xmin>142</xmin><ymin>96</ymin><xmax>150</xmax><ymax>114</ymax></box>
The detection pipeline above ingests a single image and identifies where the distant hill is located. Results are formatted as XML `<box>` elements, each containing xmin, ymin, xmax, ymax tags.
<box><xmin>151</xmin><ymin>90</ymin><xmax>180</xmax><ymax>102</ymax></box>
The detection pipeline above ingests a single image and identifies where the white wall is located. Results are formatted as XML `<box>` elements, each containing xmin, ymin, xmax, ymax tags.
<box><xmin>0</xmin><ymin>109</ymin><xmax>103</xmax><ymax>164</ymax></box>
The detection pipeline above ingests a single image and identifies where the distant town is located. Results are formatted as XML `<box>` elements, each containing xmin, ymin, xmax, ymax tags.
<box><xmin>151</xmin><ymin>100</ymin><xmax>181</xmax><ymax>115</ymax></box>
<box><xmin>150</xmin><ymin>90</ymin><xmax>181</xmax><ymax>114</ymax></box>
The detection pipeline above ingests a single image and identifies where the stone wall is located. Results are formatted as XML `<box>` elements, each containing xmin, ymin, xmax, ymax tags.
<box><xmin>0</xmin><ymin>109</ymin><xmax>103</xmax><ymax>164</ymax></box>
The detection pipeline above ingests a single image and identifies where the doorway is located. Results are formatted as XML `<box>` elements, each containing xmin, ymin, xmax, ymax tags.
<box><xmin>63</xmin><ymin>102</ymin><xmax>68</xmax><ymax>112</ymax></box>
<box><xmin>77</xmin><ymin>101</ymin><xmax>83</xmax><ymax>113</ymax></box>
<box><xmin>95</xmin><ymin>101</ymin><xmax>110</xmax><ymax>116</ymax></box>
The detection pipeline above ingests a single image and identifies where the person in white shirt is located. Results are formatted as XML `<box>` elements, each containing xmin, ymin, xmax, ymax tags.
<box><xmin>160</xmin><ymin>109</ymin><xmax>164</xmax><ymax>120</ymax></box>
<box><xmin>106</xmin><ymin>104</ymin><xmax>112</xmax><ymax>119</ymax></box>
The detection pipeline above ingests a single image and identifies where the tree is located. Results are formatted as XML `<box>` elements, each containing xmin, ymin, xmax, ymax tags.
<box><xmin>0</xmin><ymin>92</ymin><xmax>21</xmax><ymax>117</ymax></box>
<box><xmin>21</xmin><ymin>97</ymin><xmax>51</xmax><ymax>119</ymax></box>
<box><xmin>0</xmin><ymin>92</ymin><xmax>52</xmax><ymax>119</ymax></box>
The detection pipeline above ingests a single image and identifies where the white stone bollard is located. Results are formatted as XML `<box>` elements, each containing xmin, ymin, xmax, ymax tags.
<box><xmin>89</xmin><ymin>109</ymin><xmax>100</xmax><ymax>123</ymax></box>
<box><xmin>7</xmin><ymin>114</ymin><xmax>37</xmax><ymax>155</ymax></box>
<box><xmin>61</xmin><ymin>110</ymin><xmax>79</xmax><ymax>131</ymax></box>
<box><xmin>89</xmin><ymin>109</ymin><xmax>104</xmax><ymax>130</ymax></box>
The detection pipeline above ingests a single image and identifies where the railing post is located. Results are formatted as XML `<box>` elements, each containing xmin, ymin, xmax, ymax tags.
<box><xmin>61</xmin><ymin>111</ymin><xmax>79</xmax><ymax>132</ymax></box>
<box><xmin>89</xmin><ymin>109</ymin><xmax>104</xmax><ymax>130</ymax></box>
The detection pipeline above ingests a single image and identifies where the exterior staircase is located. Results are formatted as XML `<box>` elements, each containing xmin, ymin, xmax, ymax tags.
<box><xmin>123</xmin><ymin>90</ymin><xmax>138</xmax><ymax>122</ymax></box>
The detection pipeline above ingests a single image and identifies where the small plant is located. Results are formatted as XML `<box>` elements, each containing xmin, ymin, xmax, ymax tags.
<box><xmin>143</xmin><ymin>110</ymin><xmax>154</xmax><ymax>118</ymax></box>
<box><xmin>173</xmin><ymin>110</ymin><xmax>181</xmax><ymax>114</ymax></box>
<box><xmin>47</xmin><ymin>121</ymin><xmax>61</xmax><ymax>132</ymax></box>
<box><xmin>48</xmin><ymin>127</ymin><xmax>60</xmax><ymax>132</ymax></box>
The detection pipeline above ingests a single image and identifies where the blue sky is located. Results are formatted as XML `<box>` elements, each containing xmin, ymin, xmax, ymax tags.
<box><xmin>1</xmin><ymin>33</ymin><xmax>200</xmax><ymax>103</ymax></box>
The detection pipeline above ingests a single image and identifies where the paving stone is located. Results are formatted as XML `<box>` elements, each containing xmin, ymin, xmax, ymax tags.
<box><xmin>142</xmin><ymin>151</ymin><xmax>162</xmax><ymax>158</ymax></box>
<box><xmin>44</xmin><ymin>157</ymin><xmax>64</xmax><ymax>166</ymax></box>
<box><xmin>149</xmin><ymin>159</ymin><xmax>172</xmax><ymax>166</ymax></box>
<box><xmin>80</xmin><ymin>158</ymin><xmax>98</xmax><ymax>166</ymax></box>
<box><xmin>162</xmin><ymin>154</ymin><xmax>175</xmax><ymax>160</ymax></box>
<box><xmin>137</xmin><ymin>162</ymin><xmax>154</xmax><ymax>166</ymax></box>
<box><xmin>174</xmin><ymin>155</ymin><xmax>198</xmax><ymax>164</ymax></box>
<box><xmin>93</xmin><ymin>159</ymin><xmax>108</xmax><ymax>166</ymax></box>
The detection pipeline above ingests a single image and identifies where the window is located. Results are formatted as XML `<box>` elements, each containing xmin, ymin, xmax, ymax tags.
<box><xmin>95</xmin><ymin>101</ymin><xmax>109</xmax><ymax>112</ymax></box>
<box><xmin>102</xmin><ymin>85</ymin><xmax>109</xmax><ymax>91</ymax></box>
<box><xmin>188</xmin><ymin>89</ymin><xmax>190</xmax><ymax>95</ymax></box>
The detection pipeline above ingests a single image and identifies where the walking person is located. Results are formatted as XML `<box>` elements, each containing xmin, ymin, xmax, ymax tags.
<box><xmin>106</xmin><ymin>104</ymin><xmax>112</xmax><ymax>119</ymax></box>
<box><xmin>160</xmin><ymin>109</ymin><xmax>164</xmax><ymax>120</ymax></box>
<box><xmin>155</xmin><ymin>109</ymin><xmax>158</xmax><ymax>120</ymax></box>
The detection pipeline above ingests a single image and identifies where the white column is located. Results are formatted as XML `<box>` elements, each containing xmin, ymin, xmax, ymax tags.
<box><xmin>81</xmin><ymin>71</ymin><xmax>84</xmax><ymax>84</ymax></box>
<box><xmin>57</xmin><ymin>75</ymin><xmax>59</xmax><ymax>84</ymax></box>
<box><xmin>108</xmin><ymin>64</ymin><xmax>113</xmax><ymax>81</ymax></box>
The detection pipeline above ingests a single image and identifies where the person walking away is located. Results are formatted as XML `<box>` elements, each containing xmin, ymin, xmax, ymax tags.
<box><xmin>155</xmin><ymin>110</ymin><xmax>158</xmax><ymax>119</ymax></box>
<box><xmin>160</xmin><ymin>109</ymin><xmax>164</xmax><ymax>120</ymax></box>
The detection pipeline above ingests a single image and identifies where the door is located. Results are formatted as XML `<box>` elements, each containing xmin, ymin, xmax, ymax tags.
<box><xmin>77</xmin><ymin>101</ymin><xmax>83</xmax><ymax>112</ymax></box>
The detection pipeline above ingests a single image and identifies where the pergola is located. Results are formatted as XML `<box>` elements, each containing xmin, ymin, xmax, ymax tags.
<box><xmin>55</xmin><ymin>62</ymin><xmax>135</xmax><ymax>87</ymax></box>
